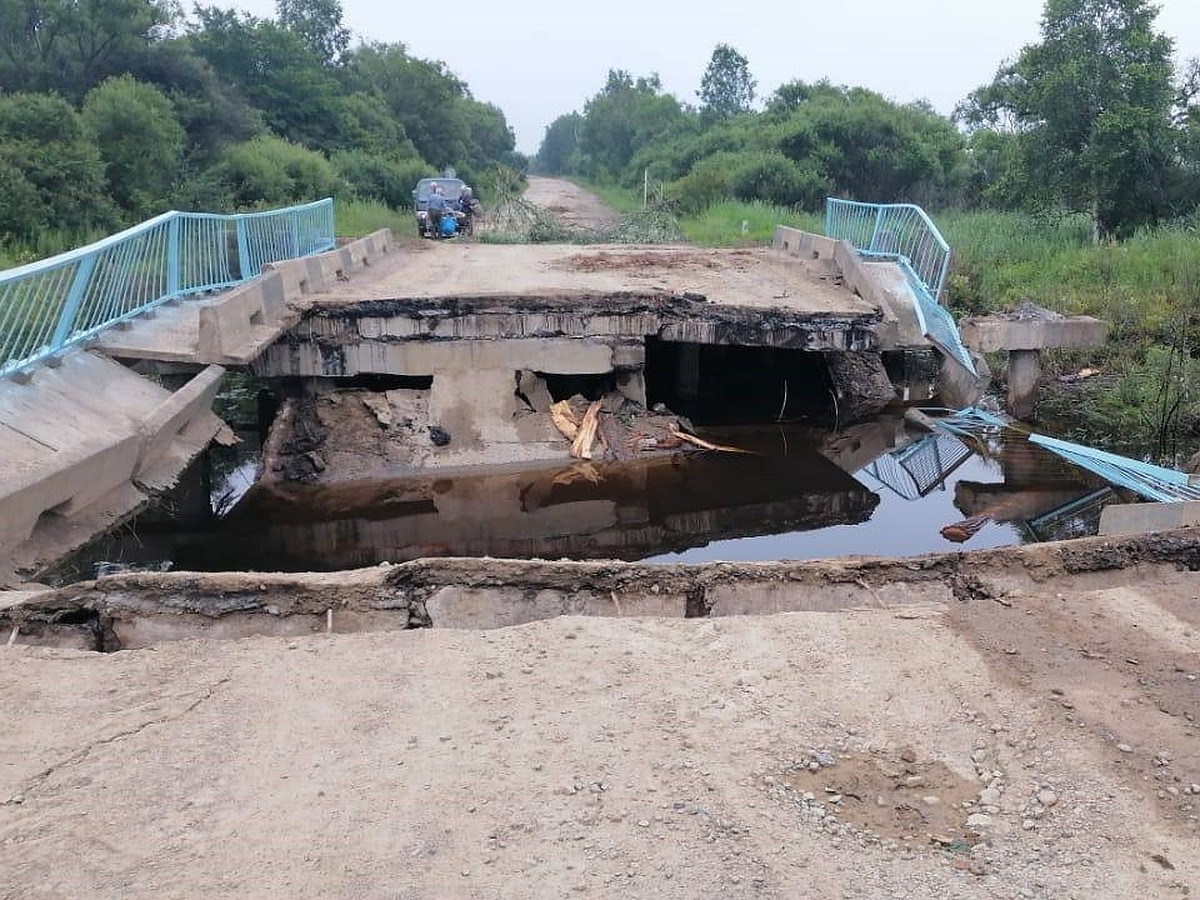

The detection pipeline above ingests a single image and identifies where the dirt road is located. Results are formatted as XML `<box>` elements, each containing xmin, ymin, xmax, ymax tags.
<box><xmin>523</xmin><ymin>176</ymin><xmax>622</xmax><ymax>231</ymax></box>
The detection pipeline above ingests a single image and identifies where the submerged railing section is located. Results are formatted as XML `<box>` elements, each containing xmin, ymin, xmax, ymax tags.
<box><xmin>825</xmin><ymin>198</ymin><xmax>974</xmax><ymax>374</ymax></box>
<box><xmin>0</xmin><ymin>198</ymin><xmax>335</xmax><ymax>377</ymax></box>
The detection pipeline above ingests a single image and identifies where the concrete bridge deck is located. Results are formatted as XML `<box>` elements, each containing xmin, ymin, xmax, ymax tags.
<box><xmin>94</xmin><ymin>233</ymin><xmax>927</xmax><ymax>369</ymax></box>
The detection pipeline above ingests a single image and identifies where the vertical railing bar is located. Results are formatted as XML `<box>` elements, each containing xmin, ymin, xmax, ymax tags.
<box><xmin>50</xmin><ymin>255</ymin><xmax>98</xmax><ymax>347</ymax></box>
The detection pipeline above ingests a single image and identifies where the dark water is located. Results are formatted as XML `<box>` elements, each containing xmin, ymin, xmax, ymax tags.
<box><xmin>50</xmin><ymin>411</ymin><xmax>1126</xmax><ymax>581</ymax></box>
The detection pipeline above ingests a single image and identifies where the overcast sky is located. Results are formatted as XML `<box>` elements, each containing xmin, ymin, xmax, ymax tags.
<box><xmin>232</xmin><ymin>0</ymin><xmax>1200</xmax><ymax>155</ymax></box>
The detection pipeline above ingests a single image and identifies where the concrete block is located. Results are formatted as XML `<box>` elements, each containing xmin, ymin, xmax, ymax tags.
<box><xmin>0</xmin><ymin>433</ymin><xmax>144</xmax><ymax>547</ymax></box>
<box><xmin>772</xmin><ymin>226</ymin><xmax>839</xmax><ymax>260</ymax></box>
<box><xmin>1099</xmin><ymin>501</ymin><xmax>1200</xmax><ymax>536</ymax></box>
<box><xmin>773</xmin><ymin>226</ymin><xmax>805</xmax><ymax>255</ymax></box>
<box><xmin>134</xmin><ymin>364</ymin><xmax>226</xmax><ymax>478</ymax></box>
<box><xmin>264</xmin><ymin>257</ymin><xmax>311</xmax><ymax>298</ymax></box>
<box><xmin>938</xmin><ymin>348</ymin><xmax>990</xmax><ymax>409</ymax></box>
<box><xmin>197</xmin><ymin>272</ymin><xmax>286</xmax><ymax>362</ymax></box>
<box><xmin>960</xmin><ymin>316</ymin><xmax>1108</xmax><ymax>352</ymax></box>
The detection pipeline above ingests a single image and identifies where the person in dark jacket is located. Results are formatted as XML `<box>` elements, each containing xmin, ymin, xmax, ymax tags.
<box><xmin>426</xmin><ymin>182</ymin><xmax>448</xmax><ymax>234</ymax></box>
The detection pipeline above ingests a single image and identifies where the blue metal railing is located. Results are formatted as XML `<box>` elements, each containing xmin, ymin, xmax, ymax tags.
<box><xmin>0</xmin><ymin>198</ymin><xmax>335</xmax><ymax>377</ymax></box>
<box><xmin>825</xmin><ymin>199</ymin><xmax>951</xmax><ymax>300</ymax></box>
<box><xmin>1029</xmin><ymin>433</ymin><xmax>1200</xmax><ymax>503</ymax></box>
<box><xmin>825</xmin><ymin>198</ymin><xmax>974</xmax><ymax>374</ymax></box>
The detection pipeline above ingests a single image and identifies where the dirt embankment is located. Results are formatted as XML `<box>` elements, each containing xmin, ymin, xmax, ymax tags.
<box><xmin>2</xmin><ymin>531</ymin><xmax>1199</xmax><ymax>898</ymax></box>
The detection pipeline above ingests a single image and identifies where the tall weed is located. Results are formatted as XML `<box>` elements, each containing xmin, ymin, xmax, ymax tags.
<box><xmin>681</xmin><ymin>201</ymin><xmax>821</xmax><ymax>247</ymax></box>
<box><xmin>334</xmin><ymin>198</ymin><xmax>411</xmax><ymax>240</ymax></box>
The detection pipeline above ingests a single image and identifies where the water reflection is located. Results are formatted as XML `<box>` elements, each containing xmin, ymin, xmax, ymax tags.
<box><xmin>166</xmin><ymin>431</ymin><xmax>880</xmax><ymax>571</ymax></box>
<box><xmin>48</xmin><ymin>412</ymin><xmax>1131</xmax><ymax>578</ymax></box>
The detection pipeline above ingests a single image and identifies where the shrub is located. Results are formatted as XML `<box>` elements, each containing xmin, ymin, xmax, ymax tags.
<box><xmin>728</xmin><ymin>151</ymin><xmax>828</xmax><ymax>210</ymax></box>
<box><xmin>218</xmin><ymin>135</ymin><xmax>342</xmax><ymax>207</ymax></box>
<box><xmin>332</xmin><ymin>150</ymin><xmax>433</xmax><ymax>209</ymax></box>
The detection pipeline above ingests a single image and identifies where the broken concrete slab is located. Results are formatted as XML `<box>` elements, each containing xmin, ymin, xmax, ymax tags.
<box><xmin>0</xmin><ymin>353</ymin><xmax>228</xmax><ymax>584</ymax></box>
<box><xmin>1099</xmin><ymin>501</ymin><xmax>1200</xmax><ymax>536</ymax></box>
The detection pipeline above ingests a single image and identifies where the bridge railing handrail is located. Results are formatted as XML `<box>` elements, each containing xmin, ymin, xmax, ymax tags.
<box><xmin>824</xmin><ymin>197</ymin><xmax>975</xmax><ymax>374</ymax></box>
<box><xmin>0</xmin><ymin>198</ymin><xmax>335</xmax><ymax>378</ymax></box>
<box><xmin>824</xmin><ymin>198</ymin><xmax>951</xmax><ymax>303</ymax></box>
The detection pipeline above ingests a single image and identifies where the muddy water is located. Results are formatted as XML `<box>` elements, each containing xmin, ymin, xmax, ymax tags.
<box><xmin>49</xmin><ymin>413</ymin><xmax>1124</xmax><ymax>580</ymax></box>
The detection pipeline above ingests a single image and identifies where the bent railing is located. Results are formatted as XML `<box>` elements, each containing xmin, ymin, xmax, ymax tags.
<box><xmin>825</xmin><ymin>198</ymin><xmax>951</xmax><ymax>301</ymax></box>
<box><xmin>825</xmin><ymin>198</ymin><xmax>973</xmax><ymax>374</ymax></box>
<box><xmin>0</xmin><ymin>198</ymin><xmax>335</xmax><ymax>378</ymax></box>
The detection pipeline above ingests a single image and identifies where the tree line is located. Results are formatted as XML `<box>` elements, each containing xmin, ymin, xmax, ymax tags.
<box><xmin>0</xmin><ymin>0</ymin><xmax>523</xmax><ymax>245</ymax></box>
<box><xmin>534</xmin><ymin>1</ymin><xmax>1200</xmax><ymax>240</ymax></box>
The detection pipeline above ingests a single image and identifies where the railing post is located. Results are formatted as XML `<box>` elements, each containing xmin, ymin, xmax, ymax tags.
<box><xmin>166</xmin><ymin>215</ymin><xmax>181</xmax><ymax>297</ymax></box>
<box><xmin>235</xmin><ymin>216</ymin><xmax>251</xmax><ymax>280</ymax></box>
<box><xmin>290</xmin><ymin>212</ymin><xmax>300</xmax><ymax>258</ymax></box>
<box><xmin>935</xmin><ymin>251</ymin><xmax>952</xmax><ymax>304</ymax></box>
<box><xmin>50</xmin><ymin>256</ymin><xmax>97</xmax><ymax>349</ymax></box>
<box><xmin>870</xmin><ymin>207</ymin><xmax>886</xmax><ymax>253</ymax></box>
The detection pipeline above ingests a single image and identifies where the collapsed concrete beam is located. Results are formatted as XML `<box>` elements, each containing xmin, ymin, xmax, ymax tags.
<box><xmin>960</xmin><ymin>313</ymin><xmax>1108</xmax><ymax>419</ymax></box>
<box><xmin>0</xmin><ymin>353</ymin><xmax>228</xmax><ymax>584</ymax></box>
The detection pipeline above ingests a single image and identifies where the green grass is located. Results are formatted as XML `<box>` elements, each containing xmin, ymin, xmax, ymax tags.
<box><xmin>680</xmin><ymin>200</ymin><xmax>821</xmax><ymax>247</ymax></box>
<box><xmin>334</xmin><ymin>198</ymin><xmax>412</xmax><ymax>240</ymax></box>
<box><xmin>0</xmin><ymin>227</ymin><xmax>106</xmax><ymax>271</ymax></box>
<box><xmin>938</xmin><ymin>210</ymin><xmax>1200</xmax><ymax>346</ymax></box>
<box><xmin>573</xmin><ymin>180</ymin><xmax>645</xmax><ymax>216</ymax></box>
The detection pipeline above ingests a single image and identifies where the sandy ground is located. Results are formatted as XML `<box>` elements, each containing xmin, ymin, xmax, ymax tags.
<box><xmin>3</xmin><ymin>561</ymin><xmax>1200</xmax><ymax>899</ymax></box>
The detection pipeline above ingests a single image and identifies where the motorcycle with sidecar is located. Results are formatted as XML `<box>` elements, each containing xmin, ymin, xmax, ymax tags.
<box><xmin>412</xmin><ymin>177</ymin><xmax>477</xmax><ymax>239</ymax></box>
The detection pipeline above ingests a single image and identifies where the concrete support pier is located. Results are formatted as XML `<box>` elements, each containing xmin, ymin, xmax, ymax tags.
<box><xmin>961</xmin><ymin>311</ymin><xmax>1108</xmax><ymax>420</ymax></box>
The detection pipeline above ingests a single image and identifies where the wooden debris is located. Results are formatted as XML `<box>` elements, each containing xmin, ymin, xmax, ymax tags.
<box><xmin>667</xmin><ymin>427</ymin><xmax>750</xmax><ymax>454</ymax></box>
<box><xmin>570</xmin><ymin>401</ymin><xmax>602</xmax><ymax>459</ymax></box>
<box><xmin>550</xmin><ymin>400</ymin><xmax>580</xmax><ymax>440</ymax></box>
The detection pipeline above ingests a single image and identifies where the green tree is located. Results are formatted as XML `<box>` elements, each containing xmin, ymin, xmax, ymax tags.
<box><xmin>461</xmin><ymin>99</ymin><xmax>517</xmax><ymax>169</ymax></box>
<box><xmin>698</xmin><ymin>43</ymin><xmax>756</xmax><ymax>121</ymax></box>
<box><xmin>331</xmin><ymin>149</ymin><xmax>432</xmax><ymax>208</ymax></box>
<box><xmin>959</xmin><ymin>0</ymin><xmax>1177</xmax><ymax>238</ymax></box>
<box><xmin>276</xmin><ymin>0</ymin><xmax>349</xmax><ymax>66</ymax></box>
<box><xmin>189</xmin><ymin>7</ymin><xmax>344</xmax><ymax>151</ymax></box>
<box><xmin>774</xmin><ymin>87</ymin><xmax>965</xmax><ymax>204</ymax></box>
<box><xmin>0</xmin><ymin>92</ymin><xmax>113</xmax><ymax>237</ymax></box>
<box><xmin>82</xmin><ymin>75</ymin><xmax>186</xmax><ymax>217</ymax></box>
<box><xmin>579</xmin><ymin>70</ymin><xmax>688</xmax><ymax>180</ymax></box>
<box><xmin>0</xmin><ymin>0</ymin><xmax>177</xmax><ymax>99</ymax></box>
<box><xmin>534</xmin><ymin>113</ymin><xmax>582</xmax><ymax>175</ymax></box>
<box><xmin>346</xmin><ymin>43</ymin><xmax>470</xmax><ymax>167</ymax></box>
<box><xmin>132</xmin><ymin>39</ymin><xmax>263</xmax><ymax>162</ymax></box>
